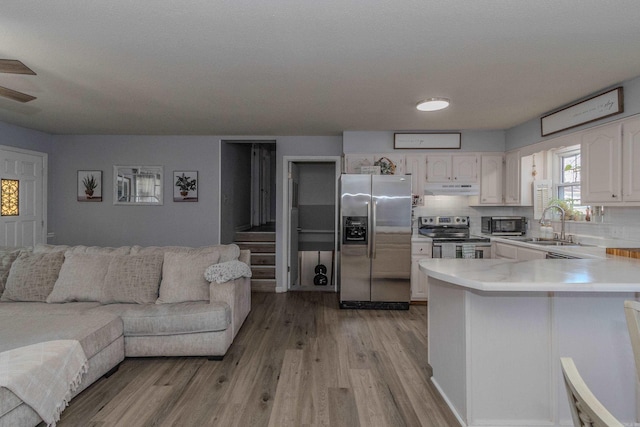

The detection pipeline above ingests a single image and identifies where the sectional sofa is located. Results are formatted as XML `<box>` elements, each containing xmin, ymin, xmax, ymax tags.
<box><xmin>0</xmin><ymin>243</ymin><xmax>251</xmax><ymax>427</ymax></box>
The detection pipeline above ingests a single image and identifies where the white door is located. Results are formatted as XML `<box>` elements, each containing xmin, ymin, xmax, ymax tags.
<box><xmin>0</xmin><ymin>147</ymin><xmax>46</xmax><ymax>247</ymax></box>
<box><xmin>288</xmin><ymin>162</ymin><xmax>300</xmax><ymax>288</ymax></box>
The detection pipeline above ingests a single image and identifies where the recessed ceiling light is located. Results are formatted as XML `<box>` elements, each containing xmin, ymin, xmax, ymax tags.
<box><xmin>416</xmin><ymin>97</ymin><xmax>450</xmax><ymax>112</ymax></box>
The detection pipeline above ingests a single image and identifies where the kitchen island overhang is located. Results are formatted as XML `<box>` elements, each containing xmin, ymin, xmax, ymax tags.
<box><xmin>420</xmin><ymin>258</ymin><xmax>639</xmax><ymax>427</ymax></box>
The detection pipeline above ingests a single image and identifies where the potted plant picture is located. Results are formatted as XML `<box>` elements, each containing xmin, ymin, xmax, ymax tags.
<box><xmin>83</xmin><ymin>175</ymin><xmax>98</xmax><ymax>198</ymax></box>
<box><xmin>174</xmin><ymin>171</ymin><xmax>198</xmax><ymax>202</ymax></box>
<box><xmin>77</xmin><ymin>170</ymin><xmax>102</xmax><ymax>202</ymax></box>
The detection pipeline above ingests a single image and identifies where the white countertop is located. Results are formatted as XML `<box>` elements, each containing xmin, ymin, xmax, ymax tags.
<box><xmin>489</xmin><ymin>236</ymin><xmax>610</xmax><ymax>259</ymax></box>
<box><xmin>419</xmin><ymin>258</ymin><xmax>640</xmax><ymax>292</ymax></box>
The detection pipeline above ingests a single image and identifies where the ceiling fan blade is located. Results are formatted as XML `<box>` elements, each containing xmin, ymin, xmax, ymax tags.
<box><xmin>0</xmin><ymin>59</ymin><xmax>36</xmax><ymax>75</ymax></box>
<box><xmin>0</xmin><ymin>86</ymin><xmax>36</xmax><ymax>103</ymax></box>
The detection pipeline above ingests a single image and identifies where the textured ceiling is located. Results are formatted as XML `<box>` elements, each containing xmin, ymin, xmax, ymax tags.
<box><xmin>1</xmin><ymin>1</ymin><xmax>640</xmax><ymax>136</ymax></box>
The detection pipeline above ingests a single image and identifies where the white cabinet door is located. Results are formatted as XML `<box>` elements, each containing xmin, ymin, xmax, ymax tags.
<box><xmin>451</xmin><ymin>154</ymin><xmax>478</xmax><ymax>183</ymax></box>
<box><xmin>480</xmin><ymin>154</ymin><xmax>504</xmax><ymax>204</ymax></box>
<box><xmin>425</xmin><ymin>155</ymin><xmax>452</xmax><ymax>182</ymax></box>
<box><xmin>494</xmin><ymin>242</ymin><xmax>517</xmax><ymax>259</ymax></box>
<box><xmin>623</xmin><ymin>116</ymin><xmax>640</xmax><ymax>202</ymax></box>
<box><xmin>405</xmin><ymin>154</ymin><xmax>425</xmax><ymax>205</ymax></box>
<box><xmin>504</xmin><ymin>151</ymin><xmax>520</xmax><ymax>204</ymax></box>
<box><xmin>411</xmin><ymin>255</ymin><xmax>429</xmax><ymax>301</ymax></box>
<box><xmin>516</xmin><ymin>246</ymin><xmax>547</xmax><ymax>261</ymax></box>
<box><xmin>344</xmin><ymin>154</ymin><xmax>375</xmax><ymax>174</ymax></box>
<box><xmin>581</xmin><ymin>123</ymin><xmax>622</xmax><ymax>204</ymax></box>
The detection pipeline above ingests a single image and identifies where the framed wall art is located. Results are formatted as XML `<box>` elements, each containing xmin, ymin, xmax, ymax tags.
<box><xmin>77</xmin><ymin>170</ymin><xmax>102</xmax><ymax>202</ymax></box>
<box><xmin>541</xmin><ymin>87</ymin><xmax>623</xmax><ymax>136</ymax></box>
<box><xmin>174</xmin><ymin>171</ymin><xmax>198</xmax><ymax>202</ymax></box>
<box><xmin>394</xmin><ymin>133</ymin><xmax>461</xmax><ymax>149</ymax></box>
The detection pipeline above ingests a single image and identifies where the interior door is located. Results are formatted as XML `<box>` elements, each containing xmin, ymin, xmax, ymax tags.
<box><xmin>288</xmin><ymin>162</ymin><xmax>300</xmax><ymax>288</ymax></box>
<box><xmin>0</xmin><ymin>147</ymin><xmax>45</xmax><ymax>247</ymax></box>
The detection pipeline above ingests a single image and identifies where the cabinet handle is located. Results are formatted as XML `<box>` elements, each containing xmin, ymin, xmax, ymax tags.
<box><xmin>454</xmin><ymin>176</ymin><xmax>457</xmax><ymax>180</ymax></box>
<box><xmin>612</xmin><ymin>194</ymin><xmax>617</xmax><ymax>198</ymax></box>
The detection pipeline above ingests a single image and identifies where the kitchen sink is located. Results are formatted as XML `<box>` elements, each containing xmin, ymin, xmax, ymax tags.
<box><xmin>503</xmin><ymin>236</ymin><xmax>588</xmax><ymax>247</ymax></box>
<box><xmin>527</xmin><ymin>240</ymin><xmax>580</xmax><ymax>246</ymax></box>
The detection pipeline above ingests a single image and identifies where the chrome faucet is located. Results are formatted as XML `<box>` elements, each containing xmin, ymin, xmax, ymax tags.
<box><xmin>539</xmin><ymin>204</ymin><xmax>565</xmax><ymax>241</ymax></box>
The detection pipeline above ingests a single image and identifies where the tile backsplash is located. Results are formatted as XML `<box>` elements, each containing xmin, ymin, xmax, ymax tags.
<box><xmin>413</xmin><ymin>196</ymin><xmax>640</xmax><ymax>245</ymax></box>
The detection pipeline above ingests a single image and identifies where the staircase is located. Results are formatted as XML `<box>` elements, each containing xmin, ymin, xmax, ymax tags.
<box><xmin>235</xmin><ymin>230</ymin><xmax>276</xmax><ymax>292</ymax></box>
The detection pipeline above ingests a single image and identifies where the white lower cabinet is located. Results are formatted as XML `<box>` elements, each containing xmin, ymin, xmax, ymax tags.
<box><xmin>493</xmin><ymin>242</ymin><xmax>547</xmax><ymax>260</ymax></box>
<box><xmin>411</xmin><ymin>242</ymin><xmax>431</xmax><ymax>301</ymax></box>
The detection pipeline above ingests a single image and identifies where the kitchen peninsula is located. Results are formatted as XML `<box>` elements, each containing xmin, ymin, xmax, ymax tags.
<box><xmin>420</xmin><ymin>258</ymin><xmax>639</xmax><ymax>427</ymax></box>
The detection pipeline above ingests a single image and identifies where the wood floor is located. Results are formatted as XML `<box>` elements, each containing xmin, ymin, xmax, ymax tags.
<box><xmin>57</xmin><ymin>292</ymin><xmax>459</xmax><ymax>427</ymax></box>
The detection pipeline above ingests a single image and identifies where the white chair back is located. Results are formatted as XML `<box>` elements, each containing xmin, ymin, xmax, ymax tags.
<box><xmin>624</xmin><ymin>300</ymin><xmax>640</xmax><ymax>382</ymax></box>
<box><xmin>560</xmin><ymin>357</ymin><xmax>622</xmax><ymax>427</ymax></box>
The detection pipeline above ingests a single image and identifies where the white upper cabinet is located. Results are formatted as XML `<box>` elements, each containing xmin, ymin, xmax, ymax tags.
<box><xmin>581</xmin><ymin>122</ymin><xmax>622</xmax><ymax>204</ymax></box>
<box><xmin>425</xmin><ymin>154</ymin><xmax>478</xmax><ymax>183</ymax></box>
<box><xmin>623</xmin><ymin>116</ymin><xmax>640</xmax><ymax>202</ymax></box>
<box><xmin>479</xmin><ymin>154</ymin><xmax>504</xmax><ymax>204</ymax></box>
<box><xmin>405</xmin><ymin>154</ymin><xmax>426</xmax><ymax>204</ymax></box>
<box><xmin>504</xmin><ymin>151</ymin><xmax>520</xmax><ymax>204</ymax></box>
<box><xmin>451</xmin><ymin>155</ymin><xmax>479</xmax><ymax>182</ymax></box>
<box><xmin>344</xmin><ymin>154</ymin><xmax>375</xmax><ymax>174</ymax></box>
<box><xmin>425</xmin><ymin>155</ymin><xmax>452</xmax><ymax>182</ymax></box>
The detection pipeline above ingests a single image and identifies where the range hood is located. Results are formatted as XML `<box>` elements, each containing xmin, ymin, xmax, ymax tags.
<box><xmin>424</xmin><ymin>183</ymin><xmax>480</xmax><ymax>195</ymax></box>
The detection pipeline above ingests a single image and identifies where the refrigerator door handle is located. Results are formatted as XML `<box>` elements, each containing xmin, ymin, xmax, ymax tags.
<box><xmin>366</xmin><ymin>201</ymin><xmax>372</xmax><ymax>259</ymax></box>
<box><xmin>371</xmin><ymin>200</ymin><xmax>377</xmax><ymax>259</ymax></box>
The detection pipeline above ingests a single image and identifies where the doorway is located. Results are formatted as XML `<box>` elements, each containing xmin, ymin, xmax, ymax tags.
<box><xmin>282</xmin><ymin>156</ymin><xmax>341</xmax><ymax>292</ymax></box>
<box><xmin>219</xmin><ymin>141</ymin><xmax>276</xmax><ymax>244</ymax></box>
<box><xmin>0</xmin><ymin>146</ymin><xmax>47</xmax><ymax>247</ymax></box>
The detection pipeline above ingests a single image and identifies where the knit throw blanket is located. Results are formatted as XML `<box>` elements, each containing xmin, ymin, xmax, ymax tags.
<box><xmin>0</xmin><ymin>340</ymin><xmax>88</xmax><ymax>427</ymax></box>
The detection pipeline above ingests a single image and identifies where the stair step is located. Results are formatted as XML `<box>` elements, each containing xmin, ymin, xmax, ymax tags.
<box><xmin>251</xmin><ymin>279</ymin><xmax>276</xmax><ymax>292</ymax></box>
<box><xmin>235</xmin><ymin>232</ymin><xmax>275</xmax><ymax>242</ymax></box>
<box><xmin>237</xmin><ymin>242</ymin><xmax>275</xmax><ymax>253</ymax></box>
<box><xmin>251</xmin><ymin>266</ymin><xmax>275</xmax><ymax>279</ymax></box>
<box><xmin>251</xmin><ymin>253</ymin><xmax>275</xmax><ymax>266</ymax></box>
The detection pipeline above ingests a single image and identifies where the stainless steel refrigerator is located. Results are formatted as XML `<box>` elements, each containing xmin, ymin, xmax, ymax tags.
<box><xmin>339</xmin><ymin>174</ymin><xmax>412</xmax><ymax>309</ymax></box>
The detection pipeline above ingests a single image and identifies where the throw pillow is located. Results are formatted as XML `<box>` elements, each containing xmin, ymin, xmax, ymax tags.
<box><xmin>101</xmin><ymin>253</ymin><xmax>163</xmax><ymax>304</ymax></box>
<box><xmin>156</xmin><ymin>251</ymin><xmax>221</xmax><ymax>304</ymax></box>
<box><xmin>0</xmin><ymin>249</ymin><xmax>22</xmax><ymax>295</ymax></box>
<box><xmin>46</xmin><ymin>252</ymin><xmax>112</xmax><ymax>303</ymax></box>
<box><xmin>204</xmin><ymin>260</ymin><xmax>252</xmax><ymax>284</ymax></box>
<box><xmin>1</xmin><ymin>251</ymin><xmax>65</xmax><ymax>302</ymax></box>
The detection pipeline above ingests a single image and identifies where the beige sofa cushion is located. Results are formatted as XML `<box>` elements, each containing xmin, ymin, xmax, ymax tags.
<box><xmin>34</xmin><ymin>243</ymin><xmax>131</xmax><ymax>255</ymax></box>
<box><xmin>102</xmin><ymin>253</ymin><xmax>163</xmax><ymax>304</ymax></box>
<box><xmin>0</xmin><ymin>249</ymin><xmax>22</xmax><ymax>295</ymax></box>
<box><xmin>46</xmin><ymin>252</ymin><xmax>112</xmax><ymax>303</ymax></box>
<box><xmin>157</xmin><ymin>251</ymin><xmax>220</xmax><ymax>303</ymax></box>
<box><xmin>131</xmin><ymin>244</ymin><xmax>239</xmax><ymax>262</ymax></box>
<box><xmin>92</xmin><ymin>301</ymin><xmax>230</xmax><ymax>336</ymax></box>
<box><xmin>1</xmin><ymin>251</ymin><xmax>65</xmax><ymax>302</ymax></box>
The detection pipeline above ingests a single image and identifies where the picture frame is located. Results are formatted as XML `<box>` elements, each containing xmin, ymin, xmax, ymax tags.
<box><xmin>113</xmin><ymin>166</ymin><xmax>163</xmax><ymax>205</ymax></box>
<box><xmin>541</xmin><ymin>87</ymin><xmax>624</xmax><ymax>136</ymax></box>
<box><xmin>394</xmin><ymin>133</ymin><xmax>461</xmax><ymax>149</ymax></box>
<box><xmin>77</xmin><ymin>170</ymin><xmax>102</xmax><ymax>202</ymax></box>
<box><xmin>173</xmin><ymin>171</ymin><xmax>198</xmax><ymax>202</ymax></box>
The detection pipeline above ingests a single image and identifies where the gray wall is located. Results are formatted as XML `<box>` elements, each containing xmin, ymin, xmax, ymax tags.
<box><xmin>48</xmin><ymin>135</ymin><xmax>221</xmax><ymax>247</ymax></box>
<box><xmin>0</xmin><ymin>121</ymin><xmax>52</xmax><ymax>153</ymax></box>
<box><xmin>343</xmin><ymin>130</ymin><xmax>505</xmax><ymax>153</ymax></box>
<box><xmin>42</xmin><ymin>134</ymin><xmax>342</xmax><ymax>255</ymax></box>
<box><xmin>506</xmin><ymin>74</ymin><xmax>640</xmax><ymax>151</ymax></box>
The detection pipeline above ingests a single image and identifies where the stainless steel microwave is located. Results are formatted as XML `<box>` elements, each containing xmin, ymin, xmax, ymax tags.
<box><xmin>481</xmin><ymin>216</ymin><xmax>527</xmax><ymax>236</ymax></box>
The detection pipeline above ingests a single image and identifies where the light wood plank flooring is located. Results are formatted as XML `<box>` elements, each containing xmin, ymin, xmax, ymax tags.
<box><xmin>57</xmin><ymin>292</ymin><xmax>458</xmax><ymax>427</ymax></box>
